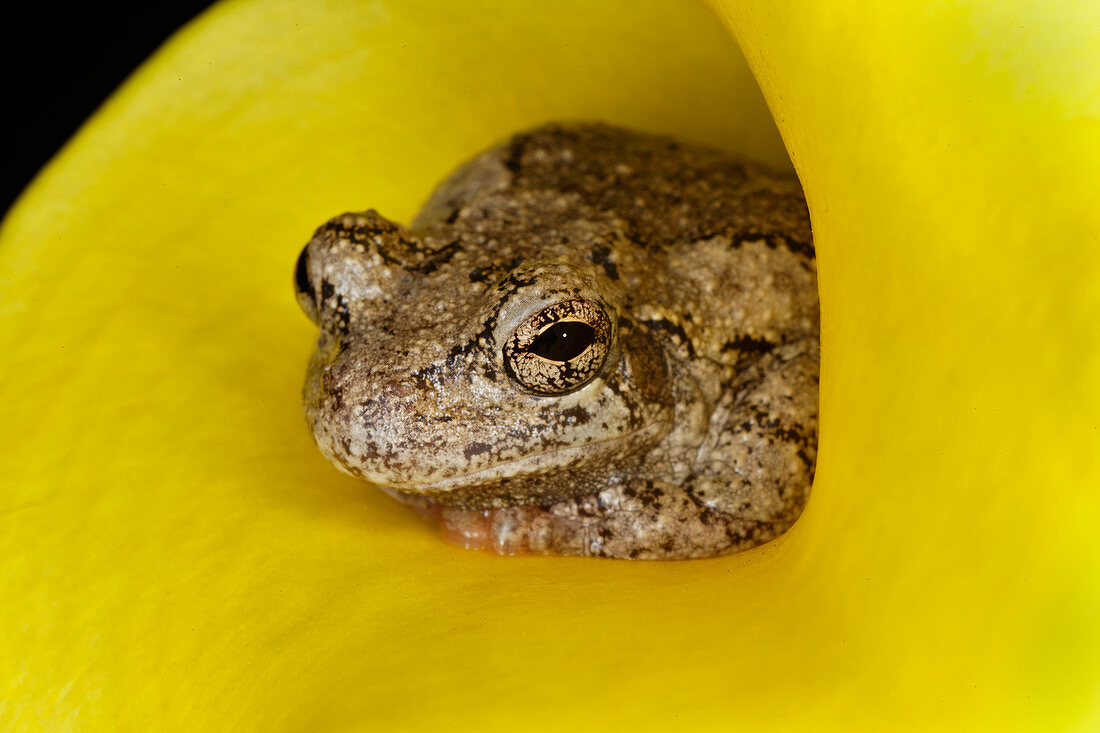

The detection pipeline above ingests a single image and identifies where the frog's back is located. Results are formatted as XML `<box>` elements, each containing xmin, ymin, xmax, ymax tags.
<box><xmin>414</xmin><ymin>123</ymin><xmax>812</xmax><ymax>257</ymax></box>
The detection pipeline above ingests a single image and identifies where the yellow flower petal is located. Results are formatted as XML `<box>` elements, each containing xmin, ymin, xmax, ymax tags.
<box><xmin>710</xmin><ymin>0</ymin><xmax>1100</xmax><ymax>728</ymax></box>
<box><xmin>2</xmin><ymin>1</ymin><xmax>1097</xmax><ymax>731</ymax></box>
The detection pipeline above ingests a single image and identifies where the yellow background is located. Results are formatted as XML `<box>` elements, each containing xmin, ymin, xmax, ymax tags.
<box><xmin>2</xmin><ymin>0</ymin><xmax>1097</xmax><ymax>730</ymax></box>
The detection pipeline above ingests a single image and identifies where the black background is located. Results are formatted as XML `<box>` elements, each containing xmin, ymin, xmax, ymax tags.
<box><xmin>3</xmin><ymin>4</ymin><xmax>213</xmax><ymax>213</ymax></box>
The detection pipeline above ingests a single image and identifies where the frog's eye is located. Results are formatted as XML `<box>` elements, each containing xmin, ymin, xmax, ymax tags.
<box><xmin>294</xmin><ymin>245</ymin><xmax>318</xmax><ymax>323</ymax></box>
<box><xmin>503</xmin><ymin>299</ymin><xmax>613</xmax><ymax>395</ymax></box>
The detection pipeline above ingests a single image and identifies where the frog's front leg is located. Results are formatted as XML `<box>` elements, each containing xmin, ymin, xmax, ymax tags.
<box><xmin>485</xmin><ymin>480</ymin><xmax>775</xmax><ymax>559</ymax></box>
<box><xmin>686</xmin><ymin>336</ymin><xmax>818</xmax><ymax>534</ymax></box>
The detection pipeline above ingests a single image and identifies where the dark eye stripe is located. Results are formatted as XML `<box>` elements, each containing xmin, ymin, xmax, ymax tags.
<box><xmin>529</xmin><ymin>321</ymin><xmax>595</xmax><ymax>362</ymax></box>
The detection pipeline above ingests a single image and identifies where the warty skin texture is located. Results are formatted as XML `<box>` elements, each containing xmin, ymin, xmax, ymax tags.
<box><xmin>295</xmin><ymin>124</ymin><xmax>818</xmax><ymax>558</ymax></box>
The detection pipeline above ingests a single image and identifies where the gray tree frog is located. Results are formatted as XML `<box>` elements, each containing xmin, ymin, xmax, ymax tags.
<box><xmin>294</xmin><ymin>124</ymin><xmax>818</xmax><ymax>559</ymax></box>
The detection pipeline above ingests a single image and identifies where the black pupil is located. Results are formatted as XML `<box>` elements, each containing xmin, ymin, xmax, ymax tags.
<box><xmin>529</xmin><ymin>321</ymin><xmax>595</xmax><ymax>362</ymax></box>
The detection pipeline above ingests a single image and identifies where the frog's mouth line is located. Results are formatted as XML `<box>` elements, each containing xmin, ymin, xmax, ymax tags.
<box><xmin>368</xmin><ymin>421</ymin><xmax>667</xmax><ymax>495</ymax></box>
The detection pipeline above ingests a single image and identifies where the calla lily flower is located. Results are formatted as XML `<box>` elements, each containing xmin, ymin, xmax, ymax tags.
<box><xmin>2</xmin><ymin>1</ymin><xmax>1097</xmax><ymax>730</ymax></box>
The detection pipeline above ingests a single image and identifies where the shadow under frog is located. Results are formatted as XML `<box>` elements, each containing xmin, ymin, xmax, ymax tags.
<box><xmin>294</xmin><ymin>123</ymin><xmax>818</xmax><ymax>559</ymax></box>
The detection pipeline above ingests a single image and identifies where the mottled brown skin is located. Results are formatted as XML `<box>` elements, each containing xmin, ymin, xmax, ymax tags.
<box><xmin>294</xmin><ymin>124</ymin><xmax>818</xmax><ymax>559</ymax></box>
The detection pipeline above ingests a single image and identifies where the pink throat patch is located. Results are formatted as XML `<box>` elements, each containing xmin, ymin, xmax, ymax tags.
<box><xmin>384</xmin><ymin>489</ymin><xmax>552</xmax><ymax>556</ymax></box>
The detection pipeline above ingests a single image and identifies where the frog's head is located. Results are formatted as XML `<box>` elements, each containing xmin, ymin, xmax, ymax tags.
<box><xmin>294</xmin><ymin>210</ymin><xmax>678</xmax><ymax>505</ymax></box>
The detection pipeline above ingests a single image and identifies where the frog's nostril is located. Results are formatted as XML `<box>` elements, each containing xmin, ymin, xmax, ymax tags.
<box><xmin>386</xmin><ymin>381</ymin><xmax>418</xmax><ymax>400</ymax></box>
<box><xmin>354</xmin><ymin>380</ymin><xmax>424</xmax><ymax>435</ymax></box>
